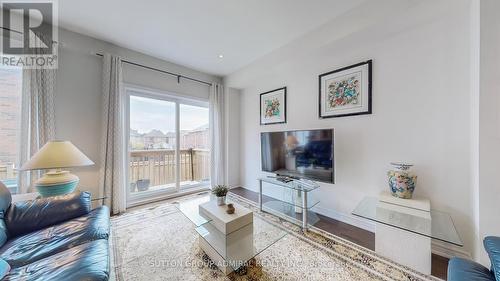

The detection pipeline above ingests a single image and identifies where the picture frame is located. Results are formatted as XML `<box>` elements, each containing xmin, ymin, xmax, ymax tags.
<box><xmin>319</xmin><ymin>60</ymin><xmax>372</xmax><ymax>119</ymax></box>
<box><xmin>260</xmin><ymin>87</ymin><xmax>287</xmax><ymax>125</ymax></box>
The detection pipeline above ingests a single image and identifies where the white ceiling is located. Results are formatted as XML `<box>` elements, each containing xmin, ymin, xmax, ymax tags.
<box><xmin>58</xmin><ymin>0</ymin><xmax>365</xmax><ymax>76</ymax></box>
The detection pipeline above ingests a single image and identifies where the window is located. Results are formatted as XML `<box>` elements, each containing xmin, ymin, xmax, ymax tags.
<box><xmin>0</xmin><ymin>67</ymin><xmax>22</xmax><ymax>194</ymax></box>
<box><xmin>127</xmin><ymin>88</ymin><xmax>210</xmax><ymax>205</ymax></box>
<box><xmin>129</xmin><ymin>96</ymin><xmax>177</xmax><ymax>195</ymax></box>
<box><xmin>179</xmin><ymin>104</ymin><xmax>209</xmax><ymax>189</ymax></box>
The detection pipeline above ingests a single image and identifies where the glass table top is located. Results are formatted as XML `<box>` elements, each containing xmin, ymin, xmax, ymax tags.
<box><xmin>176</xmin><ymin>195</ymin><xmax>211</xmax><ymax>226</ymax></box>
<box><xmin>259</xmin><ymin>177</ymin><xmax>320</xmax><ymax>192</ymax></box>
<box><xmin>177</xmin><ymin>196</ymin><xmax>288</xmax><ymax>271</ymax></box>
<box><xmin>352</xmin><ymin>197</ymin><xmax>463</xmax><ymax>246</ymax></box>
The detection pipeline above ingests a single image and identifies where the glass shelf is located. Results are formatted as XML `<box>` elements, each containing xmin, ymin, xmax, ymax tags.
<box><xmin>261</xmin><ymin>187</ymin><xmax>320</xmax><ymax>209</ymax></box>
<box><xmin>263</xmin><ymin>200</ymin><xmax>320</xmax><ymax>226</ymax></box>
<box><xmin>259</xmin><ymin>177</ymin><xmax>320</xmax><ymax>192</ymax></box>
<box><xmin>195</xmin><ymin>214</ymin><xmax>287</xmax><ymax>271</ymax></box>
<box><xmin>352</xmin><ymin>197</ymin><xmax>463</xmax><ymax>246</ymax></box>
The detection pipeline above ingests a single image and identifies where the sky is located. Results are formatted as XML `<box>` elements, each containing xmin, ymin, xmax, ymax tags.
<box><xmin>130</xmin><ymin>95</ymin><xmax>208</xmax><ymax>134</ymax></box>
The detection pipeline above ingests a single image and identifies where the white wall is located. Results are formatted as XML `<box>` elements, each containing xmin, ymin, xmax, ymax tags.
<box><xmin>225</xmin><ymin>0</ymin><xmax>475</xmax><ymax>256</ymax></box>
<box><xmin>55</xmin><ymin>28</ymin><xmax>222</xmax><ymax>197</ymax></box>
<box><xmin>476</xmin><ymin>0</ymin><xmax>500</xmax><ymax>265</ymax></box>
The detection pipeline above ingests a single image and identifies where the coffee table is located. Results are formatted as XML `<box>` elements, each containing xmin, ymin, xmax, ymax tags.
<box><xmin>177</xmin><ymin>196</ymin><xmax>287</xmax><ymax>274</ymax></box>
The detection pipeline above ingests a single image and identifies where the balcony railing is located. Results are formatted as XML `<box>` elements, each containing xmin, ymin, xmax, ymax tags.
<box><xmin>129</xmin><ymin>149</ymin><xmax>210</xmax><ymax>191</ymax></box>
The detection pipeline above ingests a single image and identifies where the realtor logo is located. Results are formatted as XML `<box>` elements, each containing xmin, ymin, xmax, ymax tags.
<box><xmin>0</xmin><ymin>1</ymin><xmax>58</xmax><ymax>68</ymax></box>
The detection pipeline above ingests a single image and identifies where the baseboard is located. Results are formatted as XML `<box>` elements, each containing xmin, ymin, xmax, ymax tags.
<box><xmin>127</xmin><ymin>186</ymin><xmax>210</xmax><ymax>208</ymax></box>
<box><xmin>431</xmin><ymin>240</ymin><xmax>471</xmax><ymax>259</ymax></box>
<box><xmin>312</xmin><ymin>205</ymin><xmax>376</xmax><ymax>232</ymax></box>
<box><xmin>312</xmin><ymin>205</ymin><xmax>471</xmax><ymax>259</ymax></box>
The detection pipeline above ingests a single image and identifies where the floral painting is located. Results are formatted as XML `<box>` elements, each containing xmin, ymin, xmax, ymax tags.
<box><xmin>260</xmin><ymin>87</ymin><xmax>286</xmax><ymax>125</ymax></box>
<box><xmin>319</xmin><ymin>60</ymin><xmax>372</xmax><ymax>118</ymax></box>
<box><xmin>264</xmin><ymin>98</ymin><xmax>281</xmax><ymax>118</ymax></box>
<box><xmin>327</xmin><ymin>74</ymin><xmax>360</xmax><ymax>108</ymax></box>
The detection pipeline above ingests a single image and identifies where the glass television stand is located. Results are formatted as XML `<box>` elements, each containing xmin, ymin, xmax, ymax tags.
<box><xmin>258</xmin><ymin>177</ymin><xmax>320</xmax><ymax>230</ymax></box>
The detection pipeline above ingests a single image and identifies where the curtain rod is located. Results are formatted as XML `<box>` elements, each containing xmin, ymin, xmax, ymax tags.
<box><xmin>1</xmin><ymin>27</ymin><xmax>212</xmax><ymax>86</ymax></box>
<box><xmin>95</xmin><ymin>53</ymin><xmax>212</xmax><ymax>86</ymax></box>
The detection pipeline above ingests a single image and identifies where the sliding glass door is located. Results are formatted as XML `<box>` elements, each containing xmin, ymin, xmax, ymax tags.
<box><xmin>126</xmin><ymin>87</ymin><xmax>210</xmax><ymax>206</ymax></box>
<box><xmin>179</xmin><ymin>104</ymin><xmax>210</xmax><ymax>189</ymax></box>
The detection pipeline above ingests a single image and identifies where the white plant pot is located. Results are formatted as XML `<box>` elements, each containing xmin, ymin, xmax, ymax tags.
<box><xmin>216</xmin><ymin>196</ymin><xmax>226</xmax><ymax>206</ymax></box>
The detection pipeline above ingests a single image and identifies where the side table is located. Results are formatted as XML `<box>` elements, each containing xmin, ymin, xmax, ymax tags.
<box><xmin>352</xmin><ymin>191</ymin><xmax>463</xmax><ymax>275</ymax></box>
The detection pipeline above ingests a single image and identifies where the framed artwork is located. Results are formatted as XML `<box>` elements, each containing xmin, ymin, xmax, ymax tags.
<box><xmin>260</xmin><ymin>87</ymin><xmax>286</xmax><ymax>125</ymax></box>
<box><xmin>319</xmin><ymin>60</ymin><xmax>372</xmax><ymax>118</ymax></box>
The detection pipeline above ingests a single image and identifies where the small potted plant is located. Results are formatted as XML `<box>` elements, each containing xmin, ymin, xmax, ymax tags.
<box><xmin>212</xmin><ymin>185</ymin><xmax>228</xmax><ymax>206</ymax></box>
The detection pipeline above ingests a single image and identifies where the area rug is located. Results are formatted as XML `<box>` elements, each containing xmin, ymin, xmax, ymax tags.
<box><xmin>110</xmin><ymin>192</ymin><xmax>441</xmax><ymax>281</ymax></box>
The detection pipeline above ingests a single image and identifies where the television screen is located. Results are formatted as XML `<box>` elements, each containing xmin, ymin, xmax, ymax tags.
<box><xmin>261</xmin><ymin>129</ymin><xmax>334</xmax><ymax>183</ymax></box>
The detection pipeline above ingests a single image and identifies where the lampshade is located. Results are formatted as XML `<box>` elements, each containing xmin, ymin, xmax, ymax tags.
<box><xmin>21</xmin><ymin>141</ymin><xmax>94</xmax><ymax>170</ymax></box>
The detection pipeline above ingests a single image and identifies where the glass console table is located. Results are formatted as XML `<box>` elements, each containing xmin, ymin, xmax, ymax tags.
<box><xmin>177</xmin><ymin>196</ymin><xmax>287</xmax><ymax>273</ymax></box>
<box><xmin>352</xmin><ymin>195</ymin><xmax>462</xmax><ymax>274</ymax></box>
<box><xmin>258</xmin><ymin>177</ymin><xmax>320</xmax><ymax>230</ymax></box>
<box><xmin>352</xmin><ymin>196</ymin><xmax>462</xmax><ymax>246</ymax></box>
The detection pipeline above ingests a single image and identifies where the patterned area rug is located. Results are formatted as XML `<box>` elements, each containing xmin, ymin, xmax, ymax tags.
<box><xmin>110</xmin><ymin>192</ymin><xmax>441</xmax><ymax>281</ymax></box>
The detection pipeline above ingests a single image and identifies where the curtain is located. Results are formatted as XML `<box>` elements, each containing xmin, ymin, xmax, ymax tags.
<box><xmin>99</xmin><ymin>54</ymin><xmax>126</xmax><ymax>215</ymax></box>
<box><xmin>18</xmin><ymin>40</ymin><xmax>56</xmax><ymax>194</ymax></box>
<box><xmin>209</xmin><ymin>83</ymin><xmax>225</xmax><ymax>186</ymax></box>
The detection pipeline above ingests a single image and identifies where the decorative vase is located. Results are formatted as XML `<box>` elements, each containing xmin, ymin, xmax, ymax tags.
<box><xmin>216</xmin><ymin>196</ymin><xmax>226</xmax><ymax>206</ymax></box>
<box><xmin>387</xmin><ymin>162</ymin><xmax>417</xmax><ymax>199</ymax></box>
<box><xmin>226</xmin><ymin>203</ymin><xmax>235</xmax><ymax>214</ymax></box>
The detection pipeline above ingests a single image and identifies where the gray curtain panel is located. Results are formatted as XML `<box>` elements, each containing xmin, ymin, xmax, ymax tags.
<box><xmin>18</xmin><ymin>38</ymin><xmax>56</xmax><ymax>194</ymax></box>
<box><xmin>99</xmin><ymin>53</ymin><xmax>126</xmax><ymax>215</ymax></box>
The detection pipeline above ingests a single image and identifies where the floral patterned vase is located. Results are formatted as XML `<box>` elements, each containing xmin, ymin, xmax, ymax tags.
<box><xmin>387</xmin><ymin>162</ymin><xmax>417</xmax><ymax>199</ymax></box>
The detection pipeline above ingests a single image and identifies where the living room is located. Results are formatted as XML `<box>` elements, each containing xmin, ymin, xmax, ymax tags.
<box><xmin>0</xmin><ymin>0</ymin><xmax>498</xmax><ymax>280</ymax></box>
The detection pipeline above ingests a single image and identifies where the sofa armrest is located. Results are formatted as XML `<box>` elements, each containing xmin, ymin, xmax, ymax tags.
<box><xmin>484</xmin><ymin>236</ymin><xmax>500</xmax><ymax>281</ymax></box>
<box><xmin>448</xmin><ymin>257</ymin><xmax>495</xmax><ymax>281</ymax></box>
<box><xmin>4</xmin><ymin>192</ymin><xmax>91</xmax><ymax>237</ymax></box>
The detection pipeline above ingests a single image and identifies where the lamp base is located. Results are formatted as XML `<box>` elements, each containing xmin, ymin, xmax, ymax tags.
<box><xmin>35</xmin><ymin>170</ymin><xmax>79</xmax><ymax>197</ymax></box>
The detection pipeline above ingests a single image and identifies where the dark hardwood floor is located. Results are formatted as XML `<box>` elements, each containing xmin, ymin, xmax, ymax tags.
<box><xmin>229</xmin><ymin>187</ymin><xmax>448</xmax><ymax>280</ymax></box>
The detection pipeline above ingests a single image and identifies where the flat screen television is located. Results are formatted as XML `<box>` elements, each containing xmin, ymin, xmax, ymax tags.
<box><xmin>261</xmin><ymin>129</ymin><xmax>334</xmax><ymax>183</ymax></box>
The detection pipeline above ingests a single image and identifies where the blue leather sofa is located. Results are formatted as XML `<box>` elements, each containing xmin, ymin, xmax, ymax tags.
<box><xmin>448</xmin><ymin>236</ymin><xmax>500</xmax><ymax>281</ymax></box>
<box><xmin>0</xmin><ymin>182</ymin><xmax>110</xmax><ymax>280</ymax></box>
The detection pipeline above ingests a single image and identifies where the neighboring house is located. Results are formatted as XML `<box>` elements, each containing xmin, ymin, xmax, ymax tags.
<box><xmin>129</xmin><ymin>129</ymin><xmax>145</xmax><ymax>150</ymax></box>
<box><xmin>181</xmin><ymin>124</ymin><xmax>208</xmax><ymax>150</ymax></box>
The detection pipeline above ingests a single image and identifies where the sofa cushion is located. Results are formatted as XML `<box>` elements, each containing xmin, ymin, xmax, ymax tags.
<box><xmin>5</xmin><ymin>192</ymin><xmax>91</xmax><ymax>238</ymax></box>
<box><xmin>0</xmin><ymin>206</ymin><xmax>109</xmax><ymax>268</ymax></box>
<box><xmin>448</xmin><ymin>257</ymin><xmax>494</xmax><ymax>281</ymax></box>
<box><xmin>3</xmin><ymin>239</ymin><xmax>109</xmax><ymax>281</ymax></box>
<box><xmin>0</xmin><ymin>258</ymin><xmax>10</xmax><ymax>279</ymax></box>
<box><xmin>484</xmin><ymin>236</ymin><xmax>500</xmax><ymax>280</ymax></box>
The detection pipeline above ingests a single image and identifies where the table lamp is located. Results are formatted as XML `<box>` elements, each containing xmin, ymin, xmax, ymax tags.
<box><xmin>20</xmin><ymin>140</ymin><xmax>94</xmax><ymax>197</ymax></box>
